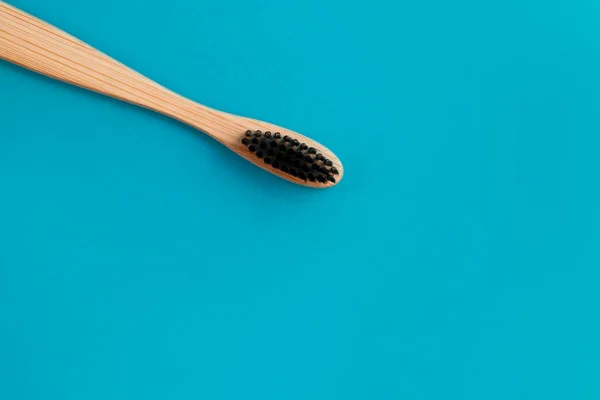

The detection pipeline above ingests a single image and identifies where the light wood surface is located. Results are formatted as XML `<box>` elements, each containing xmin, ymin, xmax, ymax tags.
<box><xmin>0</xmin><ymin>1</ymin><xmax>343</xmax><ymax>187</ymax></box>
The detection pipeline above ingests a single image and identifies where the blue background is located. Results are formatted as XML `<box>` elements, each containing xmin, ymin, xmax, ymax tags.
<box><xmin>1</xmin><ymin>0</ymin><xmax>599</xmax><ymax>398</ymax></box>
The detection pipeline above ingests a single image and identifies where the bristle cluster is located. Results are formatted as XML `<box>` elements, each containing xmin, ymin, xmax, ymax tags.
<box><xmin>241</xmin><ymin>130</ymin><xmax>339</xmax><ymax>184</ymax></box>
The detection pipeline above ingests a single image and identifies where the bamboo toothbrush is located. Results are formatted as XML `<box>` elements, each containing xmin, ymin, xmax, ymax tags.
<box><xmin>0</xmin><ymin>1</ymin><xmax>343</xmax><ymax>187</ymax></box>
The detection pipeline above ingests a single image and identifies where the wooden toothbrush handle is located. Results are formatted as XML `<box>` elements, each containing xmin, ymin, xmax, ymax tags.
<box><xmin>0</xmin><ymin>1</ymin><xmax>214</xmax><ymax>130</ymax></box>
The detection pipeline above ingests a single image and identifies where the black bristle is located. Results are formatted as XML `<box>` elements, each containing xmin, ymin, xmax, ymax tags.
<box><xmin>242</xmin><ymin>130</ymin><xmax>338</xmax><ymax>183</ymax></box>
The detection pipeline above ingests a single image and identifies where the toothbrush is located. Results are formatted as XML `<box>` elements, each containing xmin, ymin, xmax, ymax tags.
<box><xmin>0</xmin><ymin>1</ymin><xmax>343</xmax><ymax>187</ymax></box>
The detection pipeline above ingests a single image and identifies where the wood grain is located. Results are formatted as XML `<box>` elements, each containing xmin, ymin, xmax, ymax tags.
<box><xmin>0</xmin><ymin>1</ymin><xmax>343</xmax><ymax>187</ymax></box>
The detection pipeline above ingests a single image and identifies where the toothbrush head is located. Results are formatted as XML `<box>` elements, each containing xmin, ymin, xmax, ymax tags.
<box><xmin>241</xmin><ymin>130</ymin><xmax>342</xmax><ymax>187</ymax></box>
